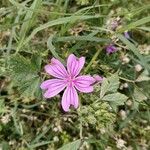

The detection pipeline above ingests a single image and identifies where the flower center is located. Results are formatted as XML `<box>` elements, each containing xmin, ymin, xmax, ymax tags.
<box><xmin>66</xmin><ymin>76</ymin><xmax>75</xmax><ymax>87</ymax></box>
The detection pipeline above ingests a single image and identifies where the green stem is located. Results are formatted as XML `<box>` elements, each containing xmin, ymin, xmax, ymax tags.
<box><xmin>79</xmin><ymin>96</ymin><xmax>83</xmax><ymax>140</ymax></box>
<box><xmin>84</xmin><ymin>47</ymin><xmax>102</xmax><ymax>73</ymax></box>
<box><xmin>119</xmin><ymin>76</ymin><xmax>135</xmax><ymax>83</ymax></box>
<box><xmin>79</xmin><ymin>114</ymin><xmax>83</xmax><ymax>140</ymax></box>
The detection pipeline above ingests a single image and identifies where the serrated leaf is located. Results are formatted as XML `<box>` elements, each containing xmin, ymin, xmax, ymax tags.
<box><xmin>136</xmin><ymin>70</ymin><xmax>150</xmax><ymax>82</ymax></box>
<box><xmin>107</xmin><ymin>74</ymin><xmax>120</xmax><ymax>92</ymax></box>
<box><xmin>58</xmin><ymin>139</ymin><xmax>81</xmax><ymax>150</ymax></box>
<box><xmin>18</xmin><ymin>77</ymin><xmax>41</xmax><ymax>99</ymax></box>
<box><xmin>9</xmin><ymin>54</ymin><xmax>42</xmax><ymax>99</ymax></box>
<box><xmin>133</xmin><ymin>87</ymin><xmax>147</xmax><ymax>102</ymax></box>
<box><xmin>100</xmin><ymin>74</ymin><xmax>119</xmax><ymax>98</ymax></box>
<box><xmin>100</xmin><ymin>78</ymin><xmax>109</xmax><ymax>98</ymax></box>
<box><xmin>102</xmin><ymin>93</ymin><xmax>128</xmax><ymax>112</ymax></box>
<box><xmin>102</xmin><ymin>93</ymin><xmax>127</xmax><ymax>102</ymax></box>
<box><xmin>31</xmin><ymin>54</ymin><xmax>42</xmax><ymax>72</ymax></box>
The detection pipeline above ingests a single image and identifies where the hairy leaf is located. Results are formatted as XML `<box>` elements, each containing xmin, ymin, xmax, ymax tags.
<box><xmin>9</xmin><ymin>54</ymin><xmax>42</xmax><ymax>99</ymax></box>
<box><xmin>100</xmin><ymin>74</ymin><xmax>120</xmax><ymax>98</ymax></box>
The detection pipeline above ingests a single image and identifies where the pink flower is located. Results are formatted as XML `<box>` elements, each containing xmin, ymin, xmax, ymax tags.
<box><xmin>93</xmin><ymin>75</ymin><xmax>103</xmax><ymax>83</ymax></box>
<box><xmin>40</xmin><ymin>54</ymin><xmax>96</xmax><ymax>112</ymax></box>
<box><xmin>106</xmin><ymin>44</ymin><xmax>117</xmax><ymax>54</ymax></box>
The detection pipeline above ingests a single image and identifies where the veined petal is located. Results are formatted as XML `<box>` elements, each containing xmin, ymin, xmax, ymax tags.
<box><xmin>75</xmin><ymin>75</ymin><xmax>96</xmax><ymax>86</ymax></box>
<box><xmin>45</xmin><ymin>58</ymin><xmax>68</xmax><ymax>79</ymax></box>
<box><xmin>75</xmin><ymin>85</ymin><xmax>94</xmax><ymax>93</ymax></box>
<box><xmin>43</xmin><ymin>80</ymin><xmax>66</xmax><ymax>98</ymax></box>
<box><xmin>40</xmin><ymin>79</ymin><xmax>66</xmax><ymax>90</ymax></box>
<box><xmin>61</xmin><ymin>86</ymin><xmax>79</xmax><ymax>112</ymax></box>
<box><xmin>67</xmin><ymin>54</ymin><xmax>85</xmax><ymax>77</ymax></box>
<box><xmin>74</xmin><ymin>75</ymin><xmax>95</xmax><ymax>93</ymax></box>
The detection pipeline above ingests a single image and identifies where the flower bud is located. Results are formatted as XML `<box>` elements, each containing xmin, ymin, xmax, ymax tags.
<box><xmin>1</xmin><ymin>114</ymin><xmax>10</xmax><ymax>124</ymax></box>
<box><xmin>121</xmin><ymin>56</ymin><xmax>130</xmax><ymax>64</ymax></box>
<box><xmin>40</xmin><ymin>104</ymin><xmax>45</xmax><ymax>109</ymax></box>
<box><xmin>126</xmin><ymin>100</ymin><xmax>132</xmax><ymax>107</ymax></box>
<box><xmin>53</xmin><ymin>136</ymin><xmax>59</xmax><ymax>142</ymax></box>
<box><xmin>123</xmin><ymin>83</ymin><xmax>128</xmax><ymax>88</ymax></box>
<box><xmin>135</xmin><ymin>64</ymin><xmax>142</xmax><ymax>72</ymax></box>
<box><xmin>119</xmin><ymin>110</ymin><xmax>126</xmax><ymax>120</ymax></box>
<box><xmin>53</xmin><ymin>127</ymin><xmax>58</xmax><ymax>132</ymax></box>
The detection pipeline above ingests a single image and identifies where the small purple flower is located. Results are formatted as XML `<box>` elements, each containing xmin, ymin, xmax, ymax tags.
<box><xmin>106</xmin><ymin>44</ymin><xmax>117</xmax><ymax>54</ymax></box>
<box><xmin>40</xmin><ymin>54</ymin><xmax>96</xmax><ymax>112</ymax></box>
<box><xmin>124</xmin><ymin>31</ymin><xmax>130</xmax><ymax>39</ymax></box>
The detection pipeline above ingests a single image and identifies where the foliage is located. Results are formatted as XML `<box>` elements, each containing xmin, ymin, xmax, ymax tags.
<box><xmin>9</xmin><ymin>54</ymin><xmax>42</xmax><ymax>99</ymax></box>
<box><xmin>0</xmin><ymin>0</ymin><xmax>150</xmax><ymax>149</ymax></box>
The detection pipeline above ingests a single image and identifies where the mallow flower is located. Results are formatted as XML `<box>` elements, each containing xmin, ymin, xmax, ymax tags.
<box><xmin>106</xmin><ymin>44</ymin><xmax>117</xmax><ymax>54</ymax></box>
<box><xmin>40</xmin><ymin>54</ymin><xmax>96</xmax><ymax>112</ymax></box>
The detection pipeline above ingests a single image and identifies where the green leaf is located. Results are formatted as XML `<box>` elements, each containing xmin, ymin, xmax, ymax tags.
<box><xmin>55</xmin><ymin>35</ymin><xmax>110</xmax><ymax>43</ymax></box>
<box><xmin>102</xmin><ymin>93</ymin><xmax>127</xmax><ymax>102</ymax></box>
<box><xmin>136</xmin><ymin>70</ymin><xmax>150</xmax><ymax>82</ymax></box>
<box><xmin>17</xmin><ymin>0</ymin><xmax>42</xmax><ymax>52</ymax></box>
<box><xmin>102</xmin><ymin>93</ymin><xmax>128</xmax><ymax>112</ymax></box>
<box><xmin>133</xmin><ymin>87</ymin><xmax>147</xmax><ymax>102</ymax></box>
<box><xmin>23</xmin><ymin>14</ymin><xmax>105</xmax><ymax>46</ymax></box>
<box><xmin>19</xmin><ymin>0</ymin><xmax>42</xmax><ymax>38</ymax></box>
<box><xmin>75</xmin><ymin>4</ymin><xmax>110</xmax><ymax>14</ymax></box>
<box><xmin>0</xmin><ymin>99</ymin><xmax>6</xmax><ymax>113</ymax></box>
<box><xmin>107</xmin><ymin>74</ymin><xmax>120</xmax><ymax>92</ymax></box>
<box><xmin>58</xmin><ymin>139</ymin><xmax>81</xmax><ymax>150</ymax></box>
<box><xmin>119</xmin><ymin>16</ymin><xmax>150</xmax><ymax>32</ymax></box>
<box><xmin>100</xmin><ymin>78</ymin><xmax>109</xmax><ymax>99</ymax></box>
<box><xmin>137</xmin><ymin>26</ymin><xmax>150</xmax><ymax>32</ymax></box>
<box><xmin>47</xmin><ymin>35</ymin><xmax>64</xmax><ymax>63</ymax></box>
<box><xmin>0</xmin><ymin>141</ymin><xmax>10</xmax><ymax>150</ymax></box>
<box><xmin>31</xmin><ymin>53</ymin><xmax>42</xmax><ymax>72</ymax></box>
<box><xmin>100</xmin><ymin>74</ymin><xmax>120</xmax><ymax>98</ymax></box>
<box><xmin>128</xmin><ymin>4</ymin><xmax>150</xmax><ymax>18</ymax></box>
<box><xmin>18</xmin><ymin>76</ymin><xmax>41</xmax><ymax>98</ymax></box>
<box><xmin>117</xmin><ymin>34</ymin><xmax>150</xmax><ymax>72</ymax></box>
<box><xmin>9</xmin><ymin>54</ymin><xmax>42</xmax><ymax>99</ymax></box>
<box><xmin>29</xmin><ymin>141</ymin><xmax>52</xmax><ymax>149</ymax></box>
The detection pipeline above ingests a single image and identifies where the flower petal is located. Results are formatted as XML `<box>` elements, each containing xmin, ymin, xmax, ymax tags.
<box><xmin>75</xmin><ymin>75</ymin><xmax>96</xmax><ymax>86</ymax></box>
<box><xmin>45</xmin><ymin>58</ymin><xmax>68</xmax><ymax>79</ymax></box>
<box><xmin>75</xmin><ymin>85</ymin><xmax>94</xmax><ymax>93</ymax></box>
<box><xmin>61</xmin><ymin>86</ymin><xmax>79</xmax><ymax>112</ymax></box>
<box><xmin>106</xmin><ymin>44</ymin><xmax>117</xmax><ymax>54</ymax></box>
<box><xmin>43</xmin><ymin>80</ymin><xmax>66</xmax><ymax>98</ymax></box>
<box><xmin>67</xmin><ymin>54</ymin><xmax>85</xmax><ymax>77</ymax></box>
<box><xmin>74</xmin><ymin>75</ymin><xmax>95</xmax><ymax>93</ymax></box>
<box><xmin>40</xmin><ymin>79</ymin><xmax>66</xmax><ymax>90</ymax></box>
